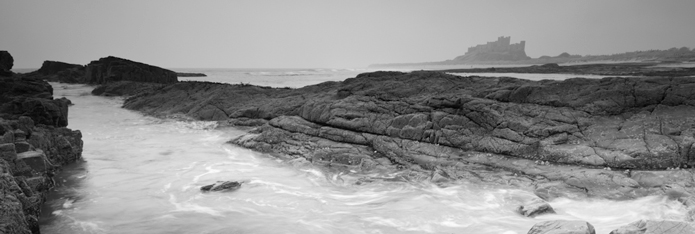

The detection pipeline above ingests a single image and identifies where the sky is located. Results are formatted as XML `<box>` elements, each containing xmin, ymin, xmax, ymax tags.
<box><xmin>2</xmin><ymin>0</ymin><xmax>694</xmax><ymax>69</ymax></box>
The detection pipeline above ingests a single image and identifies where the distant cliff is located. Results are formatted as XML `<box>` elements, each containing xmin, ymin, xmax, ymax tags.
<box><xmin>453</xmin><ymin>36</ymin><xmax>530</xmax><ymax>62</ymax></box>
<box><xmin>369</xmin><ymin>37</ymin><xmax>695</xmax><ymax>68</ymax></box>
<box><xmin>20</xmin><ymin>56</ymin><xmax>178</xmax><ymax>85</ymax></box>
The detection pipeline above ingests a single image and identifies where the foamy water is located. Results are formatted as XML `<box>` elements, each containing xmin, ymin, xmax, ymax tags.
<box><xmin>40</xmin><ymin>81</ymin><xmax>689</xmax><ymax>234</ymax></box>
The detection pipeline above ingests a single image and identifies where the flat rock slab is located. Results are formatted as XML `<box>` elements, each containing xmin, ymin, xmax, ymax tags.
<box><xmin>15</xmin><ymin>150</ymin><xmax>48</xmax><ymax>172</ymax></box>
<box><xmin>528</xmin><ymin>220</ymin><xmax>595</xmax><ymax>234</ymax></box>
<box><xmin>201</xmin><ymin>181</ymin><xmax>242</xmax><ymax>192</ymax></box>
<box><xmin>609</xmin><ymin>220</ymin><xmax>695</xmax><ymax>234</ymax></box>
<box><xmin>14</xmin><ymin>141</ymin><xmax>31</xmax><ymax>153</ymax></box>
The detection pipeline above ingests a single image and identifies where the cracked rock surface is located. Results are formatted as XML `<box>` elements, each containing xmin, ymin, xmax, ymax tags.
<box><xmin>100</xmin><ymin>70</ymin><xmax>695</xmax><ymax>199</ymax></box>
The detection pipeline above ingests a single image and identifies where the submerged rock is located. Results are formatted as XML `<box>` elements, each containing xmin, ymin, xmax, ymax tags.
<box><xmin>518</xmin><ymin>199</ymin><xmax>555</xmax><ymax>217</ymax></box>
<box><xmin>200</xmin><ymin>181</ymin><xmax>242</xmax><ymax>192</ymax></box>
<box><xmin>527</xmin><ymin>220</ymin><xmax>595</xmax><ymax>234</ymax></box>
<box><xmin>609</xmin><ymin>220</ymin><xmax>695</xmax><ymax>234</ymax></box>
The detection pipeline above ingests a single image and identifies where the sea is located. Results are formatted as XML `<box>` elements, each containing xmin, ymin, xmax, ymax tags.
<box><xmin>36</xmin><ymin>68</ymin><xmax>691</xmax><ymax>234</ymax></box>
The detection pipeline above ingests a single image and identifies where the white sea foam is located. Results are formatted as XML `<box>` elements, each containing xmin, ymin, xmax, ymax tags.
<box><xmin>168</xmin><ymin>194</ymin><xmax>223</xmax><ymax>217</ymax></box>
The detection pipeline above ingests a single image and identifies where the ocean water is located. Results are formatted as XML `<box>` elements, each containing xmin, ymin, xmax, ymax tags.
<box><xmin>171</xmin><ymin>68</ymin><xmax>635</xmax><ymax>86</ymax></box>
<box><xmin>39</xmin><ymin>75</ymin><xmax>690</xmax><ymax>234</ymax></box>
<box><xmin>174</xmin><ymin>68</ymin><xmax>371</xmax><ymax>88</ymax></box>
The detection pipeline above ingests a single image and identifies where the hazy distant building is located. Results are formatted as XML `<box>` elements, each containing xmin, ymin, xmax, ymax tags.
<box><xmin>454</xmin><ymin>36</ymin><xmax>530</xmax><ymax>61</ymax></box>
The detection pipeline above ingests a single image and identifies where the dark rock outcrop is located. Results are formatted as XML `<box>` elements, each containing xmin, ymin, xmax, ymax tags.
<box><xmin>0</xmin><ymin>77</ymin><xmax>70</xmax><ymax>127</ymax></box>
<box><xmin>84</xmin><ymin>56</ymin><xmax>177</xmax><ymax>84</ymax></box>
<box><xmin>101</xmin><ymin>70</ymin><xmax>695</xmax><ymax>199</ymax></box>
<box><xmin>440</xmin><ymin>63</ymin><xmax>695</xmax><ymax>77</ymax></box>
<box><xmin>18</xmin><ymin>61</ymin><xmax>85</xmax><ymax>84</ymax></box>
<box><xmin>518</xmin><ymin>199</ymin><xmax>555</xmax><ymax>217</ymax></box>
<box><xmin>36</xmin><ymin>61</ymin><xmax>83</xmax><ymax>77</ymax></box>
<box><xmin>0</xmin><ymin>51</ymin><xmax>15</xmax><ymax>77</ymax></box>
<box><xmin>527</xmin><ymin>220</ymin><xmax>596</xmax><ymax>234</ymax></box>
<box><xmin>91</xmin><ymin>81</ymin><xmax>165</xmax><ymax>97</ymax></box>
<box><xmin>176</xmin><ymin>72</ymin><xmax>207</xmax><ymax>77</ymax></box>
<box><xmin>0</xmin><ymin>62</ymin><xmax>83</xmax><ymax>234</ymax></box>
<box><xmin>609</xmin><ymin>220</ymin><xmax>695</xmax><ymax>234</ymax></box>
<box><xmin>200</xmin><ymin>181</ymin><xmax>242</xmax><ymax>192</ymax></box>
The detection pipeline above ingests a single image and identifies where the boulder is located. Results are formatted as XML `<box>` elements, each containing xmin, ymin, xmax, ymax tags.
<box><xmin>518</xmin><ymin>199</ymin><xmax>555</xmax><ymax>217</ymax></box>
<box><xmin>609</xmin><ymin>220</ymin><xmax>695</xmax><ymax>234</ymax></box>
<box><xmin>527</xmin><ymin>220</ymin><xmax>595</xmax><ymax>234</ymax></box>
<box><xmin>0</xmin><ymin>51</ymin><xmax>15</xmax><ymax>77</ymax></box>
<box><xmin>84</xmin><ymin>56</ymin><xmax>177</xmax><ymax>84</ymax></box>
<box><xmin>200</xmin><ymin>181</ymin><xmax>242</xmax><ymax>192</ymax></box>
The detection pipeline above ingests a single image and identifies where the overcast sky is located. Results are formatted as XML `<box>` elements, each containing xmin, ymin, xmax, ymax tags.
<box><xmin>2</xmin><ymin>0</ymin><xmax>694</xmax><ymax>69</ymax></box>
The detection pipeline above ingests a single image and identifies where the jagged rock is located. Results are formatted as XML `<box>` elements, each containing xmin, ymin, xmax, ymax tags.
<box><xmin>0</xmin><ymin>72</ymin><xmax>83</xmax><ymax>233</ymax></box>
<box><xmin>113</xmin><ymin>70</ymin><xmax>695</xmax><ymax>198</ymax></box>
<box><xmin>91</xmin><ymin>80</ymin><xmax>165</xmax><ymax>97</ymax></box>
<box><xmin>200</xmin><ymin>181</ymin><xmax>242</xmax><ymax>192</ymax></box>
<box><xmin>518</xmin><ymin>199</ymin><xmax>555</xmax><ymax>217</ymax></box>
<box><xmin>15</xmin><ymin>150</ymin><xmax>49</xmax><ymax>174</ymax></box>
<box><xmin>527</xmin><ymin>220</ymin><xmax>595</xmax><ymax>234</ymax></box>
<box><xmin>0</xmin><ymin>50</ymin><xmax>14</xmax><ymax>77</ymax></box>
<box><xmin>85</xmin><ymin>56</ymin><xmax>177</xmax><ymax>84</ymax></box>
<box><xmin>609</xmin><ymin>220</ymin><xmax>695</xmax><ymax>234</ymax></box>
<box><xmin>13</xmin><ymin>142</ymin><xmax>31</xmax><ymax>154</ymax></box>
<box><xmin>0</xmin><ymin>76</ymin><xmax>70</xmax><ymax>127</ymax></box>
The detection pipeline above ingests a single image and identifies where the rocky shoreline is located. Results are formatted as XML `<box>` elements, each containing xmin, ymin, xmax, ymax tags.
<box><xmin>8</xmin><ymin>53</ymin><xmax>695</xmax><ymax>233</ymax></box>
<box><xmin>1</xmin><ymin>51</ymin><xmax>84</xmax><ymax>234</ymax></box>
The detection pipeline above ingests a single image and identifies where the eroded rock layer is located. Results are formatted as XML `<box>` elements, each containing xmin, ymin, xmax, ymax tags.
<box><xmin>0</xmin><ymin>69</ymin><xmax>83</xmax><ymax>233</ymax></box>
<box><xmin>111</xmin><ymin>71</ymin><xmax>695</xmax><ymax>199</ymax></box>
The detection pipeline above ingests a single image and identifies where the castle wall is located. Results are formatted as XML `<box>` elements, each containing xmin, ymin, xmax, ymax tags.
<box><xmin>466</xmin><ymin>37</ymin><xmax>525</xmax><ymax>55</ymax></box>
<box><xmin>459</xmin><ymin>36</ymin><xmax>529</xmax><ymax>61</ymax></box>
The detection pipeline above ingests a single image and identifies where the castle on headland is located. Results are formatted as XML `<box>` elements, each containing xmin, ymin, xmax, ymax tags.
<box><xmin>454</xmin><ymin>36</ymin><xmax>530</xmax><ymax>61</ymax></box>
<box><xmin>467</xmin><ymin>36</ymin><xmax>525</xmax><ymax>54</ymax></box>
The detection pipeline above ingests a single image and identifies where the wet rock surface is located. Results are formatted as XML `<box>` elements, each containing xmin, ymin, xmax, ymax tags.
<box><xmin>518</xmin><ymin>198</ymin><xmax>555</xmax><ymax>217</ymax></box>
<box><xmin>105</xmin><ymin>70</ymin><xmax>695</xmax><ymax>199</ymax></box>
<box><xmin>609</xmin><ymin>220</ymin><xmax>695</xmax><ymax>234</ymax></box>
<box><xmin>91</xmin><ymin>80</ymin><xmax>166</xmax><ymax>97</ymax></box>
<box><xmin>200</xmin><ymin>181</ymin><xmax>242</xmax><ymax>192</ymax></box>
<box><xmin>0</xmin><ymin>54</ymin><xmax>83</xmax><ymax>234</ymax></box>
<box><xmin>0</xmin><ymin>76</ymin><xmax>70</xmax><ymax>127</ymax></box>
<box><xmin>527</xmin><ymin>220</ymin><xmax>596</xmax><ymax>234</ymax></box>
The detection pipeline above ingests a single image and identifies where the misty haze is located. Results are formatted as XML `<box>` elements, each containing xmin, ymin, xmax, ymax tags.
<box><xmin>2</xmin><ymin>1</ymin><xmax>695</xmax><ymax>234</ymax></box>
